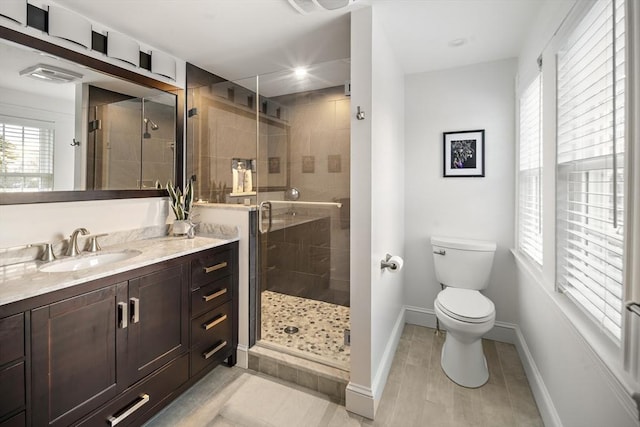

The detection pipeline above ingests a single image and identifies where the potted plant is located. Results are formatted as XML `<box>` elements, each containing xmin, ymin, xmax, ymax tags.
<box><xmin>166</xmin><ymin>180</ymin><xmax>194</xmax><ymax>236</ymax></box>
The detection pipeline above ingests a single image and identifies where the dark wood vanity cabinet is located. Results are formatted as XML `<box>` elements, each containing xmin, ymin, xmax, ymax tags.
<box><xmin>0</xmin><ymin>313</ymin><xmax>27</xmax><ymax>427</ymax></box>
<box><xmin>189</xmin><ymin>245</ymin><xmax>238</xmax><ymax>376</ymax></box>
<box><xmin>31</xmin><ymin>284</ymin><xmax>128</xmax><ymax>427</ymax></box>
<box><xmin>1</xmin><ymin>241</ymin><xmax>238</xmax><ymax>427</ymax></box>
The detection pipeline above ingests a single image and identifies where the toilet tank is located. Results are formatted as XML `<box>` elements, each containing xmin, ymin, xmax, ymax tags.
<box><xmin>431</xmin><ymin>236</ymin><xmax>497</xmax><ymax>290</ymax></box>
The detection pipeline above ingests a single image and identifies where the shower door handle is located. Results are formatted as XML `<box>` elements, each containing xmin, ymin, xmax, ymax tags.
<box><xmin>259</xmin><ymin>201</ymin><xmax>272</xmax><ymax>234</ymax></box>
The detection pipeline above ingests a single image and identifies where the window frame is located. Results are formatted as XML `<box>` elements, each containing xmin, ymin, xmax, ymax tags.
<box><xmin>0</xmin><ymin>115</ymin><xmax>55</xmax><ymax>192</ymax></box>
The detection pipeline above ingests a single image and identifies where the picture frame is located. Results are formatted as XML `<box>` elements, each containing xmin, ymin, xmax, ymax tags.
<box><xmin>443</xmin><ymin>129</ymin><xmax>485</xmax><ymax>177</ymax></box>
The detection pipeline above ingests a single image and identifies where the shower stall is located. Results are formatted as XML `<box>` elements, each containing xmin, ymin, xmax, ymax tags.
<box><xmin>186</xmin><ymin>60</ymin><xmax>351</xmax><ymax>371</ymax></box>
<box><xmin>87</xmin><ymin>87</ymin><xmax>175</xmax><ymax>190</ymax></box>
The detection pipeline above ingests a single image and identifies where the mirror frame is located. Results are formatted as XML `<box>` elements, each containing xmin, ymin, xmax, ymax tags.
<box><xmin>0</xmin><ymin>24</ymin><xmax>184</xmax><ymax>205</ymax></box>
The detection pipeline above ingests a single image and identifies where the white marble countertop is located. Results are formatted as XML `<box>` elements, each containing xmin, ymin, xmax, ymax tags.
<box><xmin>0</xmin><ymin>235</ymin><xmax>237</xmax><ymax>307</ymax></box>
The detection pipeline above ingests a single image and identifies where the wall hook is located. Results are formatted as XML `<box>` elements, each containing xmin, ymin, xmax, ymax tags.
<box><xmin>70</xmin><ymin>138</ymin><xmax>80</xmax><ymax>147</ymax></box>
<box><xmin>356</xmin><ymin>106</ymin><xmax>365</xmax><ymax>120</ymax></box>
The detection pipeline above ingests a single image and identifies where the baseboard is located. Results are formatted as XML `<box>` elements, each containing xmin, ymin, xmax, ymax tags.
<box><xmin>237</xmin><ymin>344</ymin><xmax>249</xmax><ymax>369</ymax></box>
<box><xmin>345</xmin><ymin>382</ymin><xmax>376</xmax><ymax>419</ymax></box>
<box><xmin>404</xmin><ymin>305</ymin><xmax>562</xmax><ymax>426</ymax></box>
<box><xmin>346</xmin><ymin>306</ymin><xmax>406</xmax><ymax>420</ymax></box>
<box><xmin>404</xmin><ymin>305</ymin><xmax>516</xmax><ymax>344</ymax></box>
<box><xmin>513</xmin><ymin>326</ymin><xmax>563</xmax><ymax>427</ymax></box>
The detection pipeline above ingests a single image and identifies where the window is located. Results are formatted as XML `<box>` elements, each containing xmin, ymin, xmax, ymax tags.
<box><xmin>0</xmin><ymin>116</ymin><xmax>54</xmax><ymax>192</ymax></box>
<box><xmin>518</xmin><ymin>74</ymin><xmax>543</xmax><ymax>265</ymax></box>
<box><xmin>556</xmin><ymin>0</ymin><xmax>625</xmax><ymax>341</ymax></box>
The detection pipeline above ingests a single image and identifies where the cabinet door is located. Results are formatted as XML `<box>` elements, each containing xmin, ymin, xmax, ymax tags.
<box><xmin>31</xmin><ymin>283</ymin><xmax>128</xmax><ymax>427</ymax></box>
<box><xmin>126</xmin><ymin>264</ymin><xmax>188</xmax><ymax>384</ymax></box>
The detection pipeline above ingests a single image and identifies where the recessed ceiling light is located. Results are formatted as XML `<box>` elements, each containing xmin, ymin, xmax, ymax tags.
<box><xmin>448</xmin><ymin>38</ymin><xmax>467</xmax><ymax>48</ymax></box>
<box><xmin>294</xmin><ymin>67</ymin><xmax>308</xmax><ymax>78</ymax></box>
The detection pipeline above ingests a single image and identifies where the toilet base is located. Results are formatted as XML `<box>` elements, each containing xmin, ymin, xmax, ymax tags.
<box><xmin>440</xmin><ymin>332</ymin><xmax>489</xmax><ymax>388</ymax></box>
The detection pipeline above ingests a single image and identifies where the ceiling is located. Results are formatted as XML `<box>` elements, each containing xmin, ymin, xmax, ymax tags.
<box><xmin>49</xmin><ymin>0</ymin><xmax>544</xmax><ymax>81</ymax></box>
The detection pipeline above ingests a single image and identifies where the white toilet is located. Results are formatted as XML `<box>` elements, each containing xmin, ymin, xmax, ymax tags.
<box><xmin>431</xmin><ymin>236</ymin><xmax>497</xmax><ymax>388</ymax></box>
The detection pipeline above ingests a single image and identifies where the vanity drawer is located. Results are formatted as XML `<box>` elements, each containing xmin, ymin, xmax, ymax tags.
<box><xmin>191</xmin><ymin>301</ymin><xmax>232</xmax><ymax>347</ymax></box>
<box><xmin>0</xmin><ymin>314</ymin><xmax>24</xmax><ymax>366</ymax></box>
<box><xmin>0</xmin><ymin>412</ymin><xmax>25</xmax><ymax>427</ymax></box>
<box><xmin>191</xmin><ymin>276</ymin><xmax>232</xmax><ymax>317</ymax></box>
<box><xmin>191</xmin><ymin>337</ymin><xmax>233</xmax><ymax>376</ymax></box>
<box><xmin>0</xmin><ymin>362</ymin><xmax>25</xmax><ymax>418</ymax></box>
<box><xmin>191</xmin><ymin>247</ymin><xmax>232</xmax><ymax>289</ymax></box>
<box><xmin>77</xmin><ymin>354</ymin><xmax>188</xmax><ymax>427</ymax></box>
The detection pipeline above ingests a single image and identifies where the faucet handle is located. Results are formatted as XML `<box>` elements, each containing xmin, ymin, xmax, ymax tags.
<box><xmin>87</xmin><ymin>233</ymin><xmax>108</xmax><ymax>252</ymax></box>
<box><xmin>40</xmin><ymin>243</ymin><xmax>56</xmax><ymax>262</ymax></box>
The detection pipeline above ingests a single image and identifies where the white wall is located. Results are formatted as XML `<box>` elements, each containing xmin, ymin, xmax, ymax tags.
<box><xmin>0</xmin><ymin>198</ymin><xmax>169</xmax><ymax>247</ymax></box>
<box><xmin>403</xmin><ymin>58</ymin><xmax>518</xmax><ymax>324</ymax></box>
<box><xmin>347</xmin><ymin>6</ymin><xmax>405</xmax><ymax>419</ymax></box>
<box><xmin>511</xmin><ymin>1</ymin><xmax>640</xmax><ymax>426</ymax></box>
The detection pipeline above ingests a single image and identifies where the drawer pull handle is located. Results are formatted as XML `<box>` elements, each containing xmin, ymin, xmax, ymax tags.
<box><xmin>203</xmin><ymin>340</ymin><xmax>227</xmax><ymax>360</ymax></box>
<box><xmin>108</xmin><ymin>393</ymin><xmax>150</xmax><ymax>426</ymax></box>
<box><xmin>203</xmin><ymin>314</ymin><xmax>228</xmax><ymax>330</ymax></box>
<box><xmin>203</xmin><ymin>288</ymin><xmax>228</xmax><ymax>302</ymax></box>
<box><xmin>204</xmin><ymin>261</ymin><xmax>227</xmax><ymax>273</ymax></box>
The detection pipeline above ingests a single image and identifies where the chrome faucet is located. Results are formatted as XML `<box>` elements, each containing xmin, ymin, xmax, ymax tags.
<box><xmin>66</xmin><ymin>228</ymin><xmax>90</xmax><ymax>257</ymax></box>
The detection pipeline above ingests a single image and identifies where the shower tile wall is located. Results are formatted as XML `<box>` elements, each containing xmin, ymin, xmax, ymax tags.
<box><xmin>262</xmin><ymin>217</ymin><xmax>339</xmax><ymax>304</ymax></box>
<box><xmin>97</xmin><ymin>100</ymin><xmax>174</xmax><ymax>189</ymax></box>
<box><xmin>141</xmin><ymin>100</ymin><xmax>176</xmax><ymax>187</ymax></box>
<box><xmin>188</xmin><ymin>82</ymin><xmax>258</xmax><ymax>202</ymax></box>
<box><xmin>272</xmin><ymin>86</ymin><xmax>351</xmax><ymax>299</ymax></box>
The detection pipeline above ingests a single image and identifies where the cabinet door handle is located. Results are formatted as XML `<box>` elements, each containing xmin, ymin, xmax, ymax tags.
<box><xmin>204</xmin><ymin>261</ymin><xmax>227</xmax><ymax>273</ymax></box>
<box><xmin>202</xmin><ymin>288</ymin><xmax>227</xmax><ymax>302</ymax></box>
<box><xmin>202</xmin><ymin>314</ymin><xmax>227</xmax><ymax>330</ymax></box>
<box><xmin>203</xmin><ymin>340</ymin><xmax>227</xmax><ymax>360</ymax></box>
<box><xmin>117</xmin><ymin>302</ymin><xmax>128</xmax><ymax>329</ymax></box>
<box><xmin>107</xmin><ymin>393</ymin><xmax>150</xmax><ymax>426</ymax></box>
<box><xmin>130</xmin><ymin>297</ymin><xmax>140</xmax><ymax>324</ymax></box>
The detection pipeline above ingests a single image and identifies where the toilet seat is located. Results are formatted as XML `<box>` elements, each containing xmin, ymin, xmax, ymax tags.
<box><xmin>436</xmin><ymin>288</ymin><xmax>494</xmax><ymax>324</ymax></box>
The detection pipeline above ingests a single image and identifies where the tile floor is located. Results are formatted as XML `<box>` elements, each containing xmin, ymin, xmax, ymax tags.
<box><xmin>145</xmin><ymin>324</ymin><xmax>543</xmax><ymax>427</ymax></box>
<box><xmin>261</xmin><ymin>290</ymin><xmax>350</xmax><ymax>368</ymax></box>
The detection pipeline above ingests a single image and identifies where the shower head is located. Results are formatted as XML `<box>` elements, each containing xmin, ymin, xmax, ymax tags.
<box><xmin>143</xmin><ymin>117</ymin><xmax>159</xmax><ymax>139</ymax></box>
<box><xmin>144</xmin><ymin>117</ymin><xmax>159</xmax><ymax>130</ymax></box>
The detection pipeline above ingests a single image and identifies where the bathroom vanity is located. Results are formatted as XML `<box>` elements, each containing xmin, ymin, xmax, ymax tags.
<box><xmin>0</xmin><ymin>236</ymin><xmax>238</xmax><ymax>427</ymax></box>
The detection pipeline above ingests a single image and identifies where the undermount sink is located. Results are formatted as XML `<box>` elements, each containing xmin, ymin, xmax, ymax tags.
<box><xmin>39</xmin><ymin>250</ymin><xmax>142</xmax><ymax>273</ymax></box>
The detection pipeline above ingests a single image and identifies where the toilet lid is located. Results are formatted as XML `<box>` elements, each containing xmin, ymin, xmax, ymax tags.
<box><xmin>436</xmin><ymin>288</ymin><xmax>495</xmax><ymax>323</ymax></box>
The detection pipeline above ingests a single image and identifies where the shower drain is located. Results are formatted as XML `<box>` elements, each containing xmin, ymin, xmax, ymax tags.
<box><xmin>283</xmin><ymin>326</ymin><xmax>299</xmax><ymax>334</ymax></box>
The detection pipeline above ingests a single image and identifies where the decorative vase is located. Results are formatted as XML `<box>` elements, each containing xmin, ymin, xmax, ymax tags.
<box><xmin>172</xmin><ymin>220</ymin><xmax>191</xmax><ymax>236</ymax></box>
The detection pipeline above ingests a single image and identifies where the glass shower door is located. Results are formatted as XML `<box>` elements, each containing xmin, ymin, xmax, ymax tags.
<box><xmin>255</xmin><ymin>60</ymin><xmax>351</xmax><ymax>369</ymax></box>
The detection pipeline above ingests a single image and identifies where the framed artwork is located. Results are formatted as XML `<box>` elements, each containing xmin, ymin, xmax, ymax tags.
<box><xmin>268</xmin><ymin>157</ymin><xmax>280</xmax><ymax>174</ymax></box>
<box><xmin>302</xmin><ymin>156</ymin><xmax>315</xmax><ymax>173</ymax></box>
<box><xmin>443</xmin><ymin>129</ymin><xmax>485</xmax><ymax>177</ymax></box>
<box><xmin>328</xmin><ymin>155</ymin><xmax>341</xmax><ymax>173</ymax></box>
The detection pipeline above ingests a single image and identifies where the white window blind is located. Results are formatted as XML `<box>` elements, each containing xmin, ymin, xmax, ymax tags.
<box><xmin>518</xmin><ymin>74</ymin><xmax>543</xmax><ymax>265</ymax></box>
<box><xmin>0</xmin><ymin>116</ymin><xmax>54</xmax><ymax>192</ymax></box>
<box><xmin>556</xmin><ymin>0</ymin><xmax>625</xmax><ymax>341</ymax></box>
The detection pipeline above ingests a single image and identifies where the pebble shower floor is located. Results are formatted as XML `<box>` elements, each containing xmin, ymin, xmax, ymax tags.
<box><xmin>260</xmin><ymin>290</ymin><xmax>350</xmax><ymax>369</ymax></box>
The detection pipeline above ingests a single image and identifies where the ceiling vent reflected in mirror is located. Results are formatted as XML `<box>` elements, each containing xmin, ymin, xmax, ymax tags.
<box><xmin>19</xmin><ymin>64</ymin><xmax>83</xmax><ymax>83</ymax></box>
<box><xmin>287</xmin><ymin>0</ymin><xmax>357</xmax><ymax>14</ymax></box>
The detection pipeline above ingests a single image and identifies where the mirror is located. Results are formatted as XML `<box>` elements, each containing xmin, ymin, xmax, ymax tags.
<box><xmin>0</xmin><ymin>25</ymin><xmax>184</xmax><ymax>204</ymax></box>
